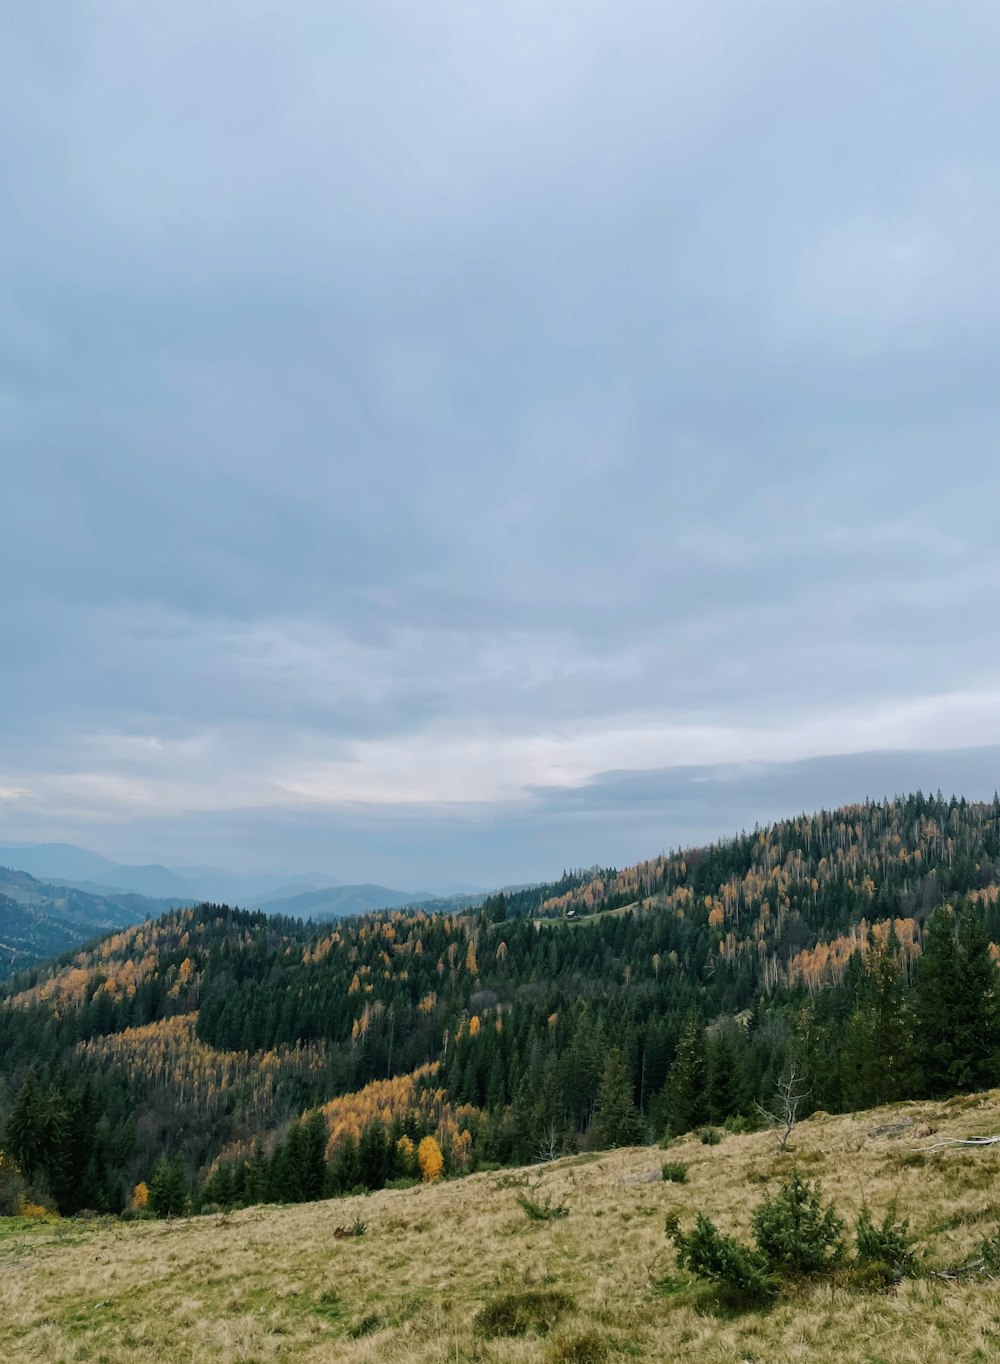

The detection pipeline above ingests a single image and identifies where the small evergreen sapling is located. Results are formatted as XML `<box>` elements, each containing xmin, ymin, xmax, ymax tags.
<box><xmin>666</xmin><ymin>1212</ymin><xmax>775</xmax><ymax>1302</ymax></box>
<box><xmin>750</xmin><ymin>1169</ymin><xmax>845</xmax><ymax>1275</ymax></box>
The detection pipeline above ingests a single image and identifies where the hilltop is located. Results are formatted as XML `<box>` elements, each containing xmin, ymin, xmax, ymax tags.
<box><xmin>5</xmin><ymin>1089</ymin><xmax>1000</xmax><ymax>1362</ymax></box>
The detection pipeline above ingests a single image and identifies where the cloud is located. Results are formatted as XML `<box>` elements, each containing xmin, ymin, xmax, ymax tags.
<box><xmin>2</xmin><ymin>2</ymin><xmax>1000</xmax><ymax>881</ymax></box>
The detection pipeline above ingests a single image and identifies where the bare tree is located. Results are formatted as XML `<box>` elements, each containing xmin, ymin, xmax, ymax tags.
<box><xmin>755</xmin><ymin>1066</ymin><xmax>809</xmax><ymax>1151</ymax></box>
<box><xmin>535</xmin><ymin>1119</ymin><xmax>565</xmax><ymax>1163</ymax></box>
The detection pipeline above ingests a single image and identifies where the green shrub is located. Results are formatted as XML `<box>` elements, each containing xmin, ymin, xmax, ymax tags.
<box><xmin>384</xmin><ymin>1176</ymin><xmax>420</xmax><ymax>1191</ymax></box>
<box><xmin>751</xmin><ymin>1170</ymin><xmax>845</xmax><ymax>1275</ymax></box>
<box><xmin>723</xmin><ymin>1114</ymin><xmax>757</xmax><ymax>1135</ymax></box>
<box><xmin>669</xmin><ymin>1173</ymin><xmax>919</xmax><ymax>1303</ymax></box>
<box><xmin>699</xmin><ymin>1127</ymin><xmax>724</xmax><ymax>1146</ymax></box>
<box><xmin>474</xmin><ymin>1289</ymin><xmax>575</xmax><ymax>1338</ymax></box>
<box><xmin>661</xmin><ymin>1162</ymin><xmax>688</xmax><ymax>1184</ymax></box>
<box><xmin>854</xmin><ymin>1204</ymin><xmax>914</xmax><ymax>1283</ymax></box>
<box><xmin>666</xmin><ymin>1212</ymin><xmax>775</xmax><ymax>1302</ymax></box>
<box><xmin>516</xmin><ymin>1190</ymin><xmax>569</xmax><ymax>1221</ymax></box>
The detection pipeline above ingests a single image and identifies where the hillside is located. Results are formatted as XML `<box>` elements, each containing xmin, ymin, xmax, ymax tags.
<box><xmin>2</xmin><ymin>791</ymin><xmax>1000</xmax><ymax>1214</ymax></box>
<box><xmin>5</xmin><ymin>1090</ymin><xmax>1000</xmax><ymax>1362</ymax></box>
<box><xmin>0</xmin><ymin>867</ymin><xmax>181</xmax><ymax>978</ymax></box>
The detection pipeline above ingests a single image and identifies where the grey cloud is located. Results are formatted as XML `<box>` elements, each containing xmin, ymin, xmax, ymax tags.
<box><xmin>2</xmin><ymin>2</ymin><xmax>1000</xmax><ymax>883</ymax></box>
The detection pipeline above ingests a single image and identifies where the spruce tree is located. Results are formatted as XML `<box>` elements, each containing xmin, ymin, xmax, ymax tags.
<box><xmin>3</xmin><ymin>1075</ymin><xmax>47</xmax><ymax>1182</ymax></box>
<box><xmin>148</xmin><ymin>1155</ymin><xmax>187</xmax><ymax>1216</ymax></box>
<box><xmin>909</xmin><ymin>906</ymin><xmax>997</xmax><ymax>1097</ymax></box>
<box><xmin>954</xmin><ymin>906</ymin><xmax>1000</xmax><ymax>1092</ymax></box>
<box><xmin>591</xmin><ymin>1047</ymin><xmax>644</xmax><ymax>1148</ymax></box>
<box><xmin>705</xmin><ymin>1024</ymin><xmax>750</xmax><ymax>1124</ymax></box>
<box><xmin>302</xmin><ymin>1111</ymin><xmax>329</xmax><ymax>1200</ymax></box>
<box><xmin>840</xmin><ymin>942</ymin><xmax>912</xmax><ymax>1109</ymax></box>
<box><xmin>660</xmin><ymin>1014</ymin><xmax>708</xmax><ymax>1137</ymax></box>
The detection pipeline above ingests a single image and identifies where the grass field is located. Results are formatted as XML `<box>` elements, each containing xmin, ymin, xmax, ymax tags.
<box><xmin>6</xmin><ymin>1092</ymin><xmax>1000</xmax><ymax>1362</ymax></box>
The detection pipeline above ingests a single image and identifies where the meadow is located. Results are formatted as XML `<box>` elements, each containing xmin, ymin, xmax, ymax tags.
<box><xmin>5</xmin><ymin>1092</ymin><xmax>1000</xmax><ymax>1363</ymax></box>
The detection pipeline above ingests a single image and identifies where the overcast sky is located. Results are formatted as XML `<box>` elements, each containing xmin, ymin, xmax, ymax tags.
<box><xmin>2</xmin><ymin>2</ymin><xmax>1000</xmax><ymax>888</ymax></box>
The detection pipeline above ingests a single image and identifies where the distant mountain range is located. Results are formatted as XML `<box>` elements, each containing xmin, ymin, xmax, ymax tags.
<box><xmin>0</xmin><ymin>866</ymin><xmax>183</xmax><ymax>979</ymax></box>
<box><xmin>0</xmin><ymin>841</ymin><xmax>484</xmax><ymax>926</ymax></box>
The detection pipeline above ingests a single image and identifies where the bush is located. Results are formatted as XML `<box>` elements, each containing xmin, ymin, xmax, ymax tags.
<box><xmin>384</xmin><ymin>1176</ymin><xmax>420</xmax><ymax>1191</ymax></box>
<box><xmin>474</xmin><ymin>1289</ymin><xmax>575</xmax><ymax>1338</ymax></box>
<box><xmin>668</xmin><ymin>1174</ymin><xmax>919</xmax><ymax>1303</ymax></box>
<box><xmin>517</xmin><ymin>1190</ymin><xmax>569</xmax><ymax>1221</ymax></box>
<box><xmin>751</xmin><ymin>1171</ymin><xmax>845</xmax><ymax>1275</ymax></box>
<box><xmin>666</xmin><ymin>1212</ymin><xmax>775</xmax><ymax>1302</ymax></box>
<box><xmin>17</xmin><ymin>1197</ymin><xmax>54</xmax><ymax>1221</ymax></box>
<box><xmin>854</xmin><ymin>1205</ymin><xmax>915</xmax><ymax>1283</ymax></box>
<box><xmin>661</xmin><ymin>1162</ymin><xmax>688</xmax><ymax>1184</ymax></box>
<box><xmin>699</xmin><ymin>1127</ymin><xmax>724</xmax><ymax>1146</ymax></box>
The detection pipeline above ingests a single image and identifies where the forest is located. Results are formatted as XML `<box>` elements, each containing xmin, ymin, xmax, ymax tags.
<box><xmin>2</xmin><ymin>791</ymin><xmax>1000</xmax><ymax>1218</ymax></box>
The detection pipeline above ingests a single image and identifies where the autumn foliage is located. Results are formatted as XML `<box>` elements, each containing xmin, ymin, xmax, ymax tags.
<box><xmin>418</xmin><ymin>1135</ymin><xmax>444</xmax><ymax>1183</ymax></box>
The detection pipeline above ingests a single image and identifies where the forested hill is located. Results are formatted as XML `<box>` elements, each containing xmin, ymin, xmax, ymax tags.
<box><xmin>2</xmin><ymin>790</ymin><xmax>1000</xmax><ymax>1217</ymax></box>
<box><xmin>0</xmin><ymin>866</ymin><xmax>182</xmax><ymax>979</ymax></box>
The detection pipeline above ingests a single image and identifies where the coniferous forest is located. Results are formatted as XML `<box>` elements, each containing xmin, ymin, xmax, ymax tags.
<box><xmin>2</xmin><ymin>791</ymin><xmax>1000</xmax><ymax>1218</ymax></box>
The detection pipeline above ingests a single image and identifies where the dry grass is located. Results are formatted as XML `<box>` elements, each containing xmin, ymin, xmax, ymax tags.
<box><xmin>7</xmin><ymin>1093</ymin><xmax>1000</xmax><ymax>1362</ymax></box>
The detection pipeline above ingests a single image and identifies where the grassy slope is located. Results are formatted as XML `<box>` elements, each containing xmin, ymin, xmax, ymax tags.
<box><xmin>6</xmin><ymin>1094</ymin><xmax>1000</xmax><ymax>1363</ymax></box>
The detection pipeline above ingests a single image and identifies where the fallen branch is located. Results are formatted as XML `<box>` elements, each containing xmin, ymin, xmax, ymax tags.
<box><xmin>916</xmin><ymin>1136</ymin><xmax>1000</xmax><ymax>1152</ymax></box>
<box><xmin>931</xmin><ymin>1257</ymin><xmax>1000</xmax><ymax>1282</ymax></box>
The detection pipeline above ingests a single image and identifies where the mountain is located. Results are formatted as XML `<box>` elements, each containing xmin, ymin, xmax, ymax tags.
<box><xmin>254</xmin><ymin>882</ymin><xmax>432</xmax><ymax>918</ymax></box>
<box><xmin>2</xmin><ymin>790</ymin><xmax>1000</xmax><ymax>1220</ymax></box>
<box><xmin>0</xmin><ymin>841</ymin><xmax>123</xmax><ymax>883</ymax></box>
<box><xmin>0</xmin><ymin>843</ymin><xmax>201</xmax><ymax>899</ymax></box>
<box><xmin>0</xmin><ymin>866</ymin><xmax>184</xmax><ymax>978</ymax></box>
<box><xmin>0</xmin><ymin>841</ymin><xmax>430</xmax><ymax>911</ymax></box>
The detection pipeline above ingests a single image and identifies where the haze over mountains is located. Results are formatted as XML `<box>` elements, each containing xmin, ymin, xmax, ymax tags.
<box><xmin>0</xmin><ymin>842</ymin><xmax>491</xmax><ymax>973</ymax></box>
<box><xmin>0</xmin><ymin>841</ymin><xmax>467</xmax><ymax>914</ymax></box>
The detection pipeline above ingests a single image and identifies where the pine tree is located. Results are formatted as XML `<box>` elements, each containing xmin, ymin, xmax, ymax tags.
<box><xmin>591</xmin><ymin>1047</ymin><xmax>644</xmax><ymax>1148</ymax></box>
<box><xmin>358</xmin><ymin>1120</ymin><xmax>393</xmax><ymax>1190</ymax></box>
<box><xmin>148</xmin><ymin>1155</ymin><xmax>187</xmax><ymax>1216</ymax></box>
<box><xmin>659</xmin><ymin>1014</ymin><xmax>708</xmax><ymax>1137</ymax></box>
<box><xmin>909</xmin><ymin>906</ymin><xmax>998</xmax><ymax>1096</ymax></box>
<box><xmin>954</xmin><ymin>906</ymin><xmax>1000</xmax><ymax>1092</ymax></box>
<box><xmin>302</xmin><ymin>1111</ymin><xmax>328</xmax><ymax>1201</ymax></box>
<box><xmin>705</xmin><ymin>1024</ymin><xmax>750</xmax><ymax>1124</ymax></box>
<box><xmin>3</xmin><ymin>1075</ymin><xmax>47</xmax><ymax>1182</ymax></box>
<box><xmin>326</xmin><ymin>1134</ymin><xmax>361</xmax><ymax>1195</ymax></box>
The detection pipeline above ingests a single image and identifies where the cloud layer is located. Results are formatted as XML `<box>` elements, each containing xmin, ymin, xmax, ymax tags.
<box><xmin>2</xmin><ymin>3</ymin><xmax>1000</xmax><ymax>882</ymax></box>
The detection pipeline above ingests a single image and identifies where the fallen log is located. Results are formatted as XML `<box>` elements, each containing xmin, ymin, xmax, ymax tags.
<box><xmin>916</xmin><ymin>1136</ymin><xmax>1000</xmax><ymax>1152</ymax></box>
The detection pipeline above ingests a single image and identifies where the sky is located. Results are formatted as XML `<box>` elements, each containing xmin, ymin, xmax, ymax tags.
<box><xmin>2</xmin><ymin>2</ymin><xmax>1000</xmax><ymax>889</ymax></box>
